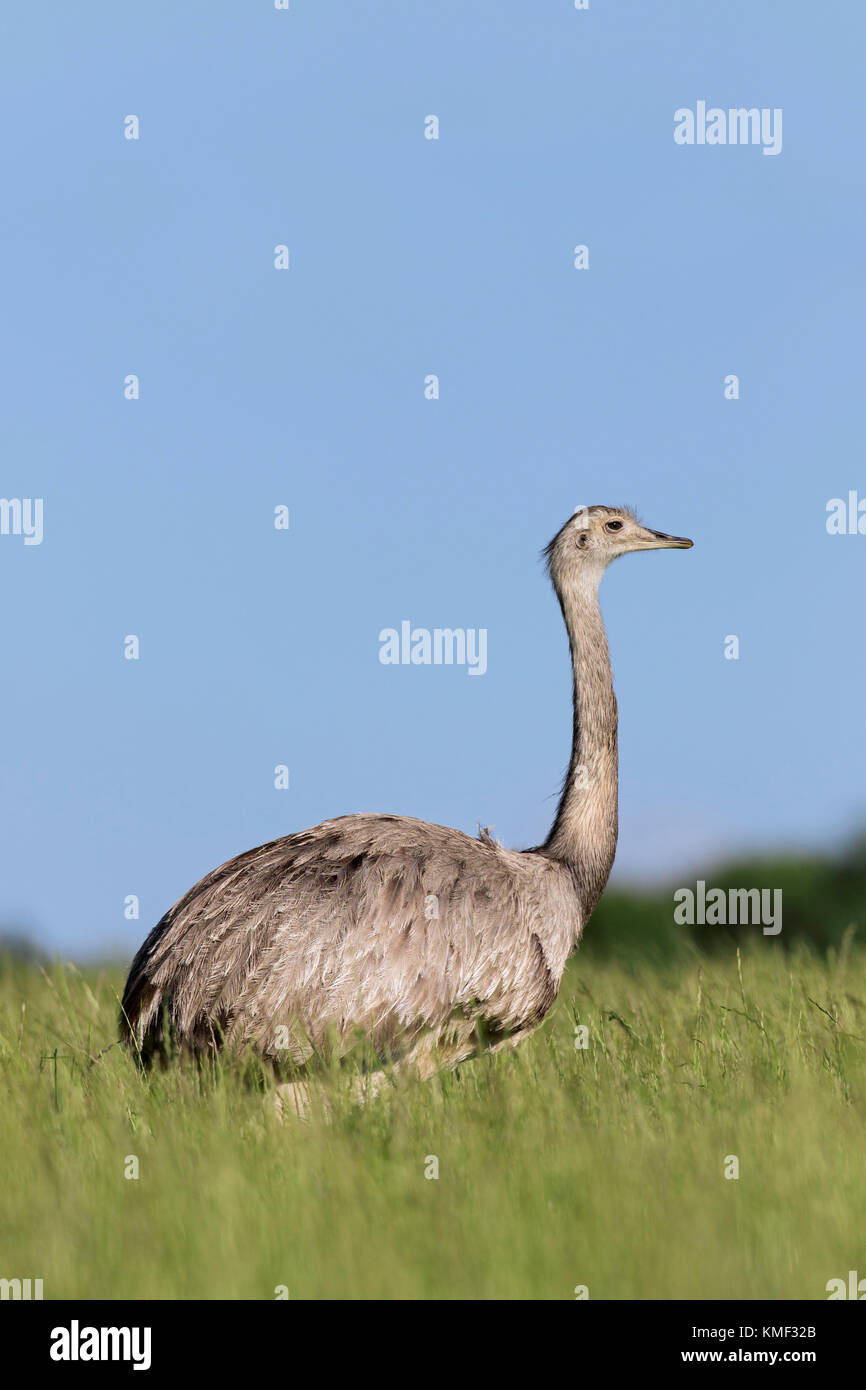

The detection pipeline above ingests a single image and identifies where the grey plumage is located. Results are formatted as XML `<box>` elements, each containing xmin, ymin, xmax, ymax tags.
<box><xmin>121</xmin><ymin>507</ymin><xmax>692</xmax><ymax>1080</ymax></box>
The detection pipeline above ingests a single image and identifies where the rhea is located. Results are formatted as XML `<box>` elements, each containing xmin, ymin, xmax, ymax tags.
<box><xmin>121</xmin><ymin>507</ymin><xmax>692</xmax><ymax>1098</ymax></box>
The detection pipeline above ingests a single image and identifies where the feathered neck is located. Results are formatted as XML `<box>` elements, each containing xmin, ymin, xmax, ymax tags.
<box><xmin>543</xmin><ymin>563</ymin><xmax>618</xmax><ymax>918</ymax></box>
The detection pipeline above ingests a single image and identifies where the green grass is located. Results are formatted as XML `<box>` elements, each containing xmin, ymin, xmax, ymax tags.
<box><xmin>1</xmin><ymin>937</ymin><xmax>864</xmax><ymax>1300</ymax></box>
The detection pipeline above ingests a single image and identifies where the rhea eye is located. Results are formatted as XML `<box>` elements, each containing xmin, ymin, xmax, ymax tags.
<box><xmin>605</xmin><ymin>520</ymin><xmax>623</xmax><ymax>532</ymax></box>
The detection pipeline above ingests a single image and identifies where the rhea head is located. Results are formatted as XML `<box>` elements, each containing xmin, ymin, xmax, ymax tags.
<box><xmin>546</xmin><ymin>505</ymin><xmax>693</xmax><ymax>589</ymax></box>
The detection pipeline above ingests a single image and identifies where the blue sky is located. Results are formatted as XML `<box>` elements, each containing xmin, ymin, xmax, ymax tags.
<box><xmin>1</xmin><ymin>1</ymin><xmax>864</xmax><ymax>955</ymax></box>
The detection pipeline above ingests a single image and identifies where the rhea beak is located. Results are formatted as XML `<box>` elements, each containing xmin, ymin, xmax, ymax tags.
<box><xmin>635</xmin><ymin>527</ymin><xmax>694</xmax><ymax>550</ymax></box>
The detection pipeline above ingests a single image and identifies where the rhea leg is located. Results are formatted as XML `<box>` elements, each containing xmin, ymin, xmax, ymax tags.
<box><xmin>273</xmin><ymin>1031</ymin><xmax>477</xmax><ymax>1120</ymax></box>
<box><xmin>273</xmin><ymin>1078</ymin><xmax>314</xmax><ymax>1119</ymax></box>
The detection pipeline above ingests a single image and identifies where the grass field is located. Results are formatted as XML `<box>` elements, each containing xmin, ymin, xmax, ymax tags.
<box><xmin>1</xmin><ymin>929</ymin><xmax>863</xmax><ymax>1301</ymax></box>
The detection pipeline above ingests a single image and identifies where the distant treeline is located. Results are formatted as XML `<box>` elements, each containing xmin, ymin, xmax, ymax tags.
<box><xmin>586</xmin><ymin>837</ymin><xmax>866</xmax><ymax>960</ymax></box>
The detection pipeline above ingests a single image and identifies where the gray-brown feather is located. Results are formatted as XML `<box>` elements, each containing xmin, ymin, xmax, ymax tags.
<box><xmin>121</xmin><ymin>814</ymin><xmax>582</xmax><ymax>1068</ymax></box>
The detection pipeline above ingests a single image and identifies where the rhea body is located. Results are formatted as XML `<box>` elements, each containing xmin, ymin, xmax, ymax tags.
<box><xmin>121</xmin><ymin>508</ymin><xmax>692</xmax><ymax>1078</ymax></box>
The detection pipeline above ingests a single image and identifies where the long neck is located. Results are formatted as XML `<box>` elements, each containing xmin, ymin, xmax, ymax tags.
<box><xmin>544</xmin><ymin>567</ymin><xmax>618</xmax><ymax>917</ymax></box>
